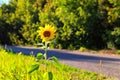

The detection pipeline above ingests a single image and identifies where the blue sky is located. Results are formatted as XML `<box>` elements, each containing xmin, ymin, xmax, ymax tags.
<box><xmin>0</xmin><ymin>0</ymin><xmax>10</xmax><ymax>5</ymax></box>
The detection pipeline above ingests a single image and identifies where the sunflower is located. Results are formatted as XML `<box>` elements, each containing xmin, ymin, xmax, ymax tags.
<box><xmin>37</xmin><ymin>24</ymin><xmax>56</xmax><ymax>42</ymax></box>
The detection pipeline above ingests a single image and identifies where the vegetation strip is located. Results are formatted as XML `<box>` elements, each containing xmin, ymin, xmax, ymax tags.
<box><xmin>0</xmin><ymin>47</ymin><xmax>115</xmax><ymax>80</ymax></box>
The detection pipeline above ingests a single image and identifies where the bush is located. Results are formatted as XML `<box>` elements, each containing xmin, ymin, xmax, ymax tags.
<box><xmin>79</xmin><ymin>47</ymin><xmax>87</xmax><ymax>52</ymax></box>
<box><xmin>111</xmin><ymin>27</ymin><xmax>120</xmax><ymax>49</ymax></box>
<box><xmin>115</xmin><ymin>50</ymin><xmax>120</xmax><ymax>54</ymax></box>
<box><xmin>0</xmin><ymin>0</ymin><xmax>120</xmax><ymax>50</ymax></box>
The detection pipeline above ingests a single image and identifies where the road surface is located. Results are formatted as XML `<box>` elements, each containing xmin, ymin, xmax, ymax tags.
<box><xmin>4</xmin><ymin>46</ymin><xmax>120</xmax><ymax>80</ymax></box>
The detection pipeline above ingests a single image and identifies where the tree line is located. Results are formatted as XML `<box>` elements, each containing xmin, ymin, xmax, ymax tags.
<box><xmin>0</xmin><ymin>0</ymin><xmax>120</xmax><ymax>49</ymax></box>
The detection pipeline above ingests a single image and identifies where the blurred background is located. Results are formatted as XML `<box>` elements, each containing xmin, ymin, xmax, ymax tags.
<box><xmin>0</xmin><ymin>0</ymin><xmax>120</xmax><ymax>50</ymax></box>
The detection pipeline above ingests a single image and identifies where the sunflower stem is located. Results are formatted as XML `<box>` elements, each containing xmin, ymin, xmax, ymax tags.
<box><xmin>44</xmin><ymin>41</ymin><xmax>47</xmax><ymax>60</ymax></box>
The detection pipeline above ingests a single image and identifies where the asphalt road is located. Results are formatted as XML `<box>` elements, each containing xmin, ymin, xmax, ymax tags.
<box><xmin>4</xmin><ymin>46</ymin><xmax>120</xmax><ymax>80</ymax></box>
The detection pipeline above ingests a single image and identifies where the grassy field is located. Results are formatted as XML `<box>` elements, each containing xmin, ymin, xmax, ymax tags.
<box><xmin>0</xmin><ymin>47</ymin><xmax>114</xmax><ymax>80</ymax></box>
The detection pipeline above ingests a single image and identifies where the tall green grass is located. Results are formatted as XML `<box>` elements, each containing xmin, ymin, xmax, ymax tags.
<box><xmin>0</xmin><ymin>47</ymin><xmax>114</xmax><ymax>80</ymax></box>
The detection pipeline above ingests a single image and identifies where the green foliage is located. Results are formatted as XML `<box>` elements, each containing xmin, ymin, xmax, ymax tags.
<box><xmin>28</xmin><ymin>63</ymin><xmax>39</xmax><ymax>74</ymax></box>
<box><xmin>0</xmin><ymin>47</ymin><xmax>114</xmax><ymax>80</ymax></box>
<box><xmin>8</xmin><ymin>32</ymin><xmax>24</xmax><ymax>45</ymax></box>
<box><xmin>115</xmin><ymin>50</ymin><xmax>120</xmax><ymax>54</ymax></box>
<box><xmin>0</xmin><ymin>18</ymin><xmax>11</xmax><ymax>44</ymax></box>
<box><xmin>52</xmin><ymin>56</ymin><xmax>62</xmax><ymax>71</ymax></box>
<box><xmin>43</xmin><ymin>71</ymin><xmax>53</xmax><ymax>80</ymax></box>
<box><xmin>79</xmin><ymin>47</ymin><xmax>87</xmax><ymax>52</ymax></box>
<box><xmin>110</xmin><ymin>27</ymin><xmax>120</xmax><ymax>49</ymax></box>
<box><xmin>36</xmin><ymin>52</ymin><xmax>44</xmax><ymax>61</ymax></box>
<box><xmin>0</xmin><ymin>0</ymin><xmax>120</xmax><ymax>49</ymax></box>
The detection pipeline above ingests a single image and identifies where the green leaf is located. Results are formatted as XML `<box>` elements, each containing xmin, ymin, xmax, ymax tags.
<box><xmin>48</xmin><ymin>72</ymin><xmax>53</xmax><ymax>80</ymax></box>
<box><xmin>43</xmin><ymin>71</ymin><xmax>53</xmax><ymax>80</ymax></box>
<box><xmin>28</xmin><ymin>63</ymin><xmax>39</xmax><ymax>74</ymax></box>
<box><xmin>52</xmin><ymin>56</ymin><xmax>60</xmax><ymax>65</ymax></box>
<box><xmin>36</xmin><ymin>53</ymin><xmax>44</xmax><ymax>61</ymax></box>
<box><xmin>52</xmin><ymin>56</ymin><xmax>62</xmax><ymax>70</ymax></box>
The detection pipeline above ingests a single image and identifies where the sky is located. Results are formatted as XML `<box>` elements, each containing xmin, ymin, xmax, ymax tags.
<box><xmin>0</xmin><ymin>0</ymin><xmax>10</xmax><ymax>5</ymax></box>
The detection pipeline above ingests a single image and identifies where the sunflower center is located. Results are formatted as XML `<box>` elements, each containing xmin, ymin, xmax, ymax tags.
<box><xmin>43</xmin><ymin>31</ymin><xmax>51</xmax><ymax>37</ymax></box>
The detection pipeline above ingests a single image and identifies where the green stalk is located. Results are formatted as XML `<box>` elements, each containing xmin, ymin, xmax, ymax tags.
<box><xmin>44</xmin><ymin>41</ymin><xmax>47</xmax><ymax>60</ymax></box>
<box><xmin>44</xmin><ymin>41</ymin><xmax>48</xmax><ymax>73</ymax></box>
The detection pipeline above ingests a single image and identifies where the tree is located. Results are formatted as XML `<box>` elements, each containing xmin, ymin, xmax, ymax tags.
<box><xmin>0</xmin><ymin>0</ymin><xmax>120</xmax><ymax>49</ymax></box>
